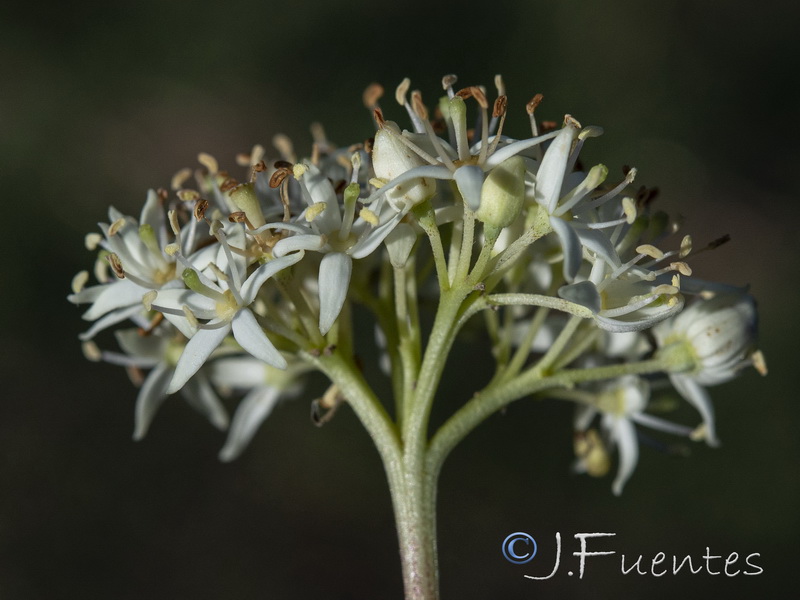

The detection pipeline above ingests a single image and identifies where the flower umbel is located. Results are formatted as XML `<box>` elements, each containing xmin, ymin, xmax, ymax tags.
<box><xmin>70</xmin><ymin>72</ymin><xmax>766</xmax><ymax>600</ymax></box>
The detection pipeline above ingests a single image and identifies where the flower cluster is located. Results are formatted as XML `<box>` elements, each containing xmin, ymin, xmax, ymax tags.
<box><xmin>70</xmin><ymin>74</ymin><xmax>765</xmax><ymax>491</ymax></box>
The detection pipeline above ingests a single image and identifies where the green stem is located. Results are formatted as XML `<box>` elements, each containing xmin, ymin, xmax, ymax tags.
<box><xmin>426</xmin><ymin>357</ymin><xmax>671</xmax><ymax>476</ymax></box>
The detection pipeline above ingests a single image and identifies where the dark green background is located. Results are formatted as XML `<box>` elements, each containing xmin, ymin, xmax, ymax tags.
<box><xmin>1</xmin><ymin>1</ymin><xmax>797</xmax><ymax>598</ymax></box>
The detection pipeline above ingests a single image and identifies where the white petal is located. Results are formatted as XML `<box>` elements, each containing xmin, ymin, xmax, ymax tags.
<box><xmin>384</xmin><ymin>222</ymin><xmax>418</xmax><ymax>268</ymax></box>
<box><xmin>153</xmin><ymin>288</ymin><xmax>218</xmax><ymax>319</ymax></box>
<box><xmin>168</xmin><ymin>323</ymin><xmax>231</xmax><ymax>394</ymax></box>
<box><xmin>534</xmin><ymin>123</ymin><xmax>579</xmax><ymax>213</ymax></box>
<box><xmin>453</xmin><ymin>164</ymin><xmax>485</xmax><ymax>211</ymax></box>
<box><xmin>558</xmin><ymin>281</ymin><xmax>601</xmax><ymax>314</ymax></box>
<box><xmin>550</xmin><ymin>216</ymin><xmax>582</xmax><ymax>282</ymax></box>
<box><xmin>231</xmin><ymin>308</ymin><xmax>286</xmax><ymax>369</ymax></box>
<box><xmin>240</xmin><ymin>251</ymin><xmax>305</xmax><ymax>305</ymax></box>
<box><xmin>575</xmin><ymin>228</ymin><xmax>621</xmax><ymax>268</ymax></box>
<box><xmin>272</xmin><ymin>234</ymin><xmax>325</xmax><ymax>258</ymax></box>
<box><xmin>610</xmin><ymin>417</ymin><xmax>639</xmax><ymax>496</ymax></box>
<box><xmin>669</xmin><ymin>374</ymin><xmax>719</xmax><ymax>447</ymax></box>
<box><xmin>349</xmin><ymin>210</ymin><xmax>404</xmax><ymax>259</ymax></box>
<box><xmin>133</xmin><ymin>363</ymin><xmax>173</xmax><ymax>440</ymax></box>
<box><xmin>318</xmin><ymin>252</ymin><xmax>352</xmax><ymax>335</ymax></box>
<box><xmin>79</xmin><ymin>305</ymin><xmax>144</xmax><ymax>341</ymax></box>
<box><xmin>218</xmin><ymin>386</ymin><xmax>281</xmax><ymax>462</ymax></box>
<box><xmin>81</xmin><ymin>279</ymin><xmax>146</xmax><ymax>321</ymax></box>
<box><xmin>483</xmin><ymin>130</ymin><xmax>560</xmax><ymax>169</ymax></box>
<box><xmin>211</xmin><ymin>356</ymin><xmax>269</xmax><ymax>389</ymax></box>
<box><xmin>182</xmin><ymin>372</ymin><xmax>229</xmax><ymax>431</ymax></box>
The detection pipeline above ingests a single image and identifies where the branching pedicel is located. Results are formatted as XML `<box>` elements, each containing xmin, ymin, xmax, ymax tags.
<box><xmin>69</xmin><ymin>74</ymin><xmax>766</xmax><ymax>599</ymax></box>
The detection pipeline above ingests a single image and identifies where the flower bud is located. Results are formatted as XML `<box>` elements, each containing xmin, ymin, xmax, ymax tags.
<box><xmin>474</xmin><ymin>156</ymin><xmax>526</xmax><ymax>228</ymax></box>
<box><xmin>654</xmin><ymin>293</ymin><xmax>758</xmax><ymax>385</ymax></box>
<box><xmin>372</xmin><ymin>122</ymin><xmax>433</xmax><ymax>207</ymax></box>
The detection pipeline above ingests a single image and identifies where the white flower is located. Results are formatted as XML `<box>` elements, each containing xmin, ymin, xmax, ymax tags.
<box><xmin>574</xmin><ymin>375</ymin><xmax>696</xmax><ymax>495</ymax></box>
<box><xmin>653</xmin><ymin>292</ymin><xmax>760</xmax><ymax>445</ymax></box>
<box><xmin>84</xmin><ymin>327</ymin><xmax>228</xmax><ymax>439</ymax></box>
<box><xmin>68</xmin><ymin>192</ymin><xmax>191</xmax><ymax>339</ymax></box>
<box><xmin>260</xmin><ymin>162</ymin><xmax>405</xmax><ymax>334</ymax></box>
<box><xmin>210</xmin><ymin>356</ymin><xmax>308</xmax><ymax>461</ymax></box>
<box><xmin>152</xmin><ymin>222</ymin><xmax>304</xmax><ymax>393</ymax></box>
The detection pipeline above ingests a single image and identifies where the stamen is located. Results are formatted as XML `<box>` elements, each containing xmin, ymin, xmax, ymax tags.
<box><xmin>269</xmin><ymin>167</ymin><xmax>291</xmax><ymax>188</ymax></box>
<box><xmin>194</xmin><ymin>199</ymin><xmax>209</xmax><ymax>221</ymax></box>
<box><xmin>82</xmin><ymin>340</ymin><xmax>102</xmax><ymax>362</ymax></box>
<box><xmin>581</xmin><ymin>168</ymin><xmax>637</xmax><ymax>212</ymax></box>
<box><xmin>85</xmin><ymin>233</ymin><xmax>102</xmax><ymax>251</ymax></box>
<box><xmin>171</xmin><ymin>168</ymin><xmax>192</xmax><ymax>191</ymax></box>
<box><xmin>107</xmin><ymin>253</ymin><xmax>125</xmax><ymax>279</ymax></box>
<box><xmin>622</xmin><ymin>197</ymin><xmax>637</xmax><ymax>224</ymax></box>
<box><xmin>164</xmin><ymin>243</ymin><xmax>180</xmax><ymax>256</ymax></box>
<box><xmin>359</xmin><ymin>208</ymin><xmax>378</xmax><ymax>226</ymax></box>
<box><xmin>526</xmin><ymin>93</ymin><xmax>544</xmax><ymax>136</ymax></box>
<box><xmin>273</xmin><ymin>134</ymin><xmax>296</xmax><ymax>163</ymax></box>
<box><xmin>310</xmin><ymin>123</ymin><xmax>328</xmax><ymax>150</ymax></box>
<box><xmin>182</xmin><ymin>304</ymin><xmax>199</xmax><ymax>330</ymax></box>
<box><xmin>395</xmin><ymin>77</ymin><xmax>410</xmax><ymax>106</ymax></box>
<box><xmin>752</xmin><ymin>350</ymin><xmax>768</xmax><ymax>376</ymax></box>
<box><xmin>250</xmin><ymin>160</ymin><xmax>267</xmax><ymax>183</ymax></box>
<box><xmin>487</xmin><ymin>95</ymin><xmax>508</xmax><ymax>155</ymax></box>
<box><xmin>411</xmin><ymin>90</ymin><xmax>429</xmax><ymax>120</ymax></box>
<box><xmin>670</xmin><ymin>261</ymin><xmax>692</xmax><ymax>276</ymax></box>
<box><xmin>71</xmin><ymin>270</ymin><xmax>89</xmax><ymax>294</ymax></box>
<box><xmin>198</xmin><ymin>152</ymin><xmax>218</xmax><ymax>175</ymax></box>
<box><xmin>305</xmin><ymin>203</ymin><xmax>327</xmax><ymax>222</ymax></box>
<box><xmin>441</xmin><ymin>74</ymin><xmax>458</xmax><ymax>98</ymax></box>
<box><xmin>213</xmin><ymin>228</ymin><xmax>244</xmax><ymax>301</ymax></box>
<box><xmin>108</xmin><ymin>218</ymin><xmax>126</xmax><ymax>237</ymax></box>
<box><xmin>175</xmin><ymin>189</ymin><xmax>198</xmax><ymax>203</ymax></box>
<box><xmin>362</xmin><ymin>82</ymin><xmax>384</xmax><ymax>110</ymax></box>
<box><xmin>142</xmin><ymin>290</ymin><xmax>157</xmax><ymax>311</ymax></box>
<box><xmin>373</xmin><ymin>107</ymin><xmax>386</xmax><ymax>128</ymax></box>
<box><xmin>636</xmin><ymin>244</ymin><xmax>665</xmax><ymax>260</ymax></box>
<box><xmin>679</xmin><ymin>234</ymin><xmax>692</xmax><ymax>258</ymax></box>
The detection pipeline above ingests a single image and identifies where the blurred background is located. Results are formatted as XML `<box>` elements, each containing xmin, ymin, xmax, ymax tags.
<box><xmin>1</xmin><ymin>0</ymin><xmax>797</xmax><ymax>598</ymax></box>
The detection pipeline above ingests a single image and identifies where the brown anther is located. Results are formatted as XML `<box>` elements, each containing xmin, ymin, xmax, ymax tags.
<box><xmin>138</xmin><ymin>312</ymin><xmax>164</xmax><ymax>336</ymax></box>
<box><xmin>373</xmin><ymin>107</ymin><xmax>386</xmax><ymax>127</ymax></box>
<box><xmin>228</xmin><ymin>211</ymin><xmax>247</xmax><ymax>223</ymax></box>
<box><xmin>274</xmin><ymin>160</ymin><xmax>293</xmax><ymax>170</ymax></box>
<box><xmin>526</xmin><ymin>93</ymin><xmax>544</xmax><ymax>115</ymax></box>
<box><xmin>323</xmin><ymin>344</ymin><xmax>337</xmax><ymax>356</ymax></box>
<box><xmin>193</xmin><ymin>199</ymin><xmax>209</xmax><ymax>221</ymax></box>
<box><xmin>540</xmin><ymin>120</ymin><xmax>558</xmax><ymax>132</ymax></box>
<box><xmin>219</xmin><ymin>178</ymin><xmax>238</xmax><ymax>193</ymax></box>
<box><xmin>411</xmin><ymin>90</ymin><xmax>429</xmax><ymax>120</ymax></box>
<box><xmin>107</xmin><ymin>253</ymin><xmax>125</xmax><ymax>279</ymax></box>
<box><xmin>455</xmin><ymin>87</ymin><xmax>473</xmax><ymax>99</ymax></box>
<box><xmin>470</xmin><ymin>86</ymin><xmax>488</xmax><ymax>109</ymax></box>
<box><xmin>362</xmin><ymin>82</ymin><xmax>384</xmax><ymax>109</ymax></box>
<box><xmin>269</xmin><ymin>167</ymin><xmax>290</xmax><ymax>188</ymax></box>
<box><xmin>126</xmin><ymin>365</ymin><xmax>145</xmax><ymax>387</ymax></box>
<box><xmin>157</xmin><ymin>188</ymin><xmax>169</xmax><ymax>202</ymax></box>
<box><xmin>251</xmin><ymin>160</ymin><xmax>267</xmax><ymax>182</ymax></box>
<box><xmin>364</xmin><ymin>137</ymin><xmax>374</xmax><ymax>154</ymax></box>
<box><xmin>334</xmin><ymin>180</ymin><xmax>348</xmax><ymax>195</ymax></box>
<box><xmin>493</xmin><ymin>95</ymin><xmax>508</xmax><ymax>118</ymax></box>
<box><xmin>442</xmin><ymin>74</ymin><xmax>458</xmax><ymax>90</ymax></box>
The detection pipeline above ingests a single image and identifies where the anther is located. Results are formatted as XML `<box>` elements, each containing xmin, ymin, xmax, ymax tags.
<box><xmin>455</xmin><ymin>87</ymin><xmax>472</xmax><ymax>100</ymax></box>
<box><xmin>442</xmin><ymin>74</ymin><xmax>458</xmax><ymax>93</ymax></box>
<box><xmin>395</xmin><ymin>77</ymin><xmax>411</xmax><ymax>106</ymax></box>
<box><xmin>526</xmin><ymin>93</ymin><xmax>543</xmax><ymax>115</ymax></box>
<box><xmin>108</xmin><ymin>218</ymin><xmax>126</xmax><ymax>237</ymax></box>
<box><xmin>636</xmin><ymin>244</ymin><xmax>664</xmax><ymax>259</ymax></box>
<box><xmin>193</xmin><ymin>199</ymin><xmax>209</xmax><ymax>221</ymax></box>
<box><xmin>85</xmin><ymin>233</ymin><xmax>102</xmax><ymax>251</ymax></box>
<box><xmin>177</xmin><ymin>189</ymin><xmax>200</xmax><ymax>203</ymax></box>
<box><xmin>670</xmin><ymin>261</ymin><xmax>692</xmax><ymax>276</ymax></box>
<box><xmin>269</xmin><ymin>167</ymin><xmax>290</xmax><ymax>189</ymax></box>
<box><xmin>197</xmin><ymin>152</ymin><xmax>218</xmax><ymax>174</ymax></box>
<box><xmin>359</xmin><ymin>208</ymin><xmax>378</xmax><ymax>226</ymax></box>
<box><xmin>362</xmin><ymin>82</ymin><xmax>384</xmax><ymax>109</ymax></box>
<box><xmin>219</xmin><ymin>178</ymin><xmax>238</xmax><ymax>194</ymax></box>
<box><xmin>107</xmin><ymin>253</ymin><xmax>125</xmax><ymax>279</ymax></box>
<box><xmin>142</xmin><ymin>290</ymin><xmax>157</xmax><ymax>312</ymax></box>
<box><xmin>493</xmin><ymin>95</ymin><xmax>507</xmax><ymax>119</ymax></box>
<box><xmin>171</xmin><ymin>168</ymin><xmax>192</xmax><ymax>191</ymax></box>
<box><xmin>411</xmin><ymin>91</ymin><xmax>428</xmax><ymax>120</ymax></box>
<box><xmin>168</xmin><ymin>210</ymin><xmax>181</xmax><ymax>237</ymax></box>
<box><xmin>273</xmin><ymin>134</ymin><xmax>296</xmax><ymax>163</ymax></box>
<box><xmin>157</xmin><ymin>188</ymin><xmax>169</xmax><ymax>202</ymax></box>
<box><xmin>305</xmin><ymin>203</ymin><xmax>327</xmax><ymax>222</ymax></box>
<box><xmin>679</xmin><ymin>235</ymin><xmax>692</xmax><ymax>258</ymax></box>
<box><xmin>494</xmin><ymin>74</ymin><xmax>506</xmax><ymax>97</ymax></box>
<box><xmin>228</xmin><ymin>211</ymin><xmax>247</xmax><ymax>224</ymax></box>
<box><xmin>752</xmin><ymin>350</ymin><xmax>768</xmax><ymax>376</ymax></box>
<box><xmin>71</xmin><ymin>270</ymin><xmax>89</xmax><ymax>294</ymax></box>
<box><xmin>373</xmin><ymin>107</ymin><xmax>386</xmax><ymax>128</ymax></box>
<box><xmin>82</xmin><ymin>341</ymin><xmax>102</xmax><ymax>362</ymax></box>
